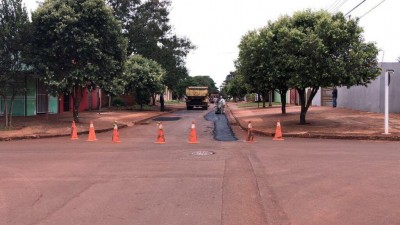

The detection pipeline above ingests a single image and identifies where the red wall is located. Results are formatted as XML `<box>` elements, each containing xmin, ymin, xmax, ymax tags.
<box><xmin>59</xmin><ymin>87</ymin><xmax>101</xmax><ymax>113</ymax></box>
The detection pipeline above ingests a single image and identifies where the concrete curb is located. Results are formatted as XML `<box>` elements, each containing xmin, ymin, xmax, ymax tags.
<box><xmin>0</xmin><ymin>109</ymin><xmax>179</xmax><ymax>142</ymax></box>
<box><xmin>226</xmin><ymin>106</ymin><xmax>400</xmax><ymax>142</ymax></box>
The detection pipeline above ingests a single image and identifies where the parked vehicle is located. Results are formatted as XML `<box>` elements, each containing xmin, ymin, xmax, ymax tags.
<box><xmin>185</xmin><ymin>86</ymin><xmax>209</xmax><ymax>110</ymax></box>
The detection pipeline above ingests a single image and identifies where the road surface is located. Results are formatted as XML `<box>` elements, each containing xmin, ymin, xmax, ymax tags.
<box><xmin>1</xmin><ymin>109</ymin><xmax>399</xmax><ymax>225</ymax></box>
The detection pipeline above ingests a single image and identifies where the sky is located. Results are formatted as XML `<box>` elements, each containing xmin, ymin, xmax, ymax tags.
<box><xmin>23</xmin><ymin>0</ymin><xmax>400</xmax><ymax>87</ymax></box>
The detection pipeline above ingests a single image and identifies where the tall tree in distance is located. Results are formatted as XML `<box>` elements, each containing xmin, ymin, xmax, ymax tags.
<box><xmin>236</xmin><ymin>30</ymin><xmax>272</xmax><ymax>108</ymax></box>
<box><xmin>0</xmin><ymin>0</ymin><xmax>30</xmax><ymax>128</ymax></box>
<box><xmin>192</xmin><ymin>75</ymin><xmax>218</xmax><ymax>93</ymax></box>
<box><xmin>122</xmin><ymin>54</ymin><xmax>165</xmax><ymax>110</ymax></box>
<box><xmin>107</xmin><ymin>0</ymin><xmax>195</xmax><ymax>94</ymax></box>
<box><xmin>30</xmin><ymin>0</ymin><xmax>127</xmax><ymax>122</ymax></box>
<box><xmin>225</xmin><ymin>74</ymin><xmax>248</xmax><ymax>102</ymax></box>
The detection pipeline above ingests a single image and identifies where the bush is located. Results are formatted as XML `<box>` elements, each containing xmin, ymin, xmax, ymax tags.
<box><xmin>112</xmin><ymin>98</ymin><xmax>126</xmax><ymax>107</ymax></box>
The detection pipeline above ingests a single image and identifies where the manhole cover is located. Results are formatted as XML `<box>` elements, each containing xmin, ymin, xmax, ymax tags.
<box><xmin>192</xmin><ymin>151</ymin><xmax>215</xmax><ymax>156</ymax></box>
<box><xmin>153</xmin><ymin>117</ymin><xmax>181</xmax><ymax>121</ymax></box>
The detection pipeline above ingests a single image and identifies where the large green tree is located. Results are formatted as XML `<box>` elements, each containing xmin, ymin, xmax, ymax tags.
<box><xmin>107</xmin><ymin>0</ymin><xmax>194</xmax><ymax>94</ymax></box>
<box><xmin>225</xmin><ymin>74</ymin><xmax>248</xmax><ymax>102</ymax></box>
<box><xmin>30</xmin><ymin>0</ymin><xmax>127</xmax><ymax>122</ymax></box>
<box><xmin>192</xmin><ymin>75</ymin><xmax>218</xmax><ymax>93</ymax></box>
<box><xmin>122</xmin><ymin>54</ymin><xmax>165</xmax><ymax>110</ymax></box>
<box><xmin>0</xmin><ymin>0</ymin><xmax>30</xmax><ymax>128</ymax></box>
<box><xmin>236</xmin><ymin>30</ymin><xmax>272</xmax><ymax>108</ymax></box>
<box><xmin>279</xmin><ymin>10</ymin><xmax>380</xmax><ymax>124</ymax></box>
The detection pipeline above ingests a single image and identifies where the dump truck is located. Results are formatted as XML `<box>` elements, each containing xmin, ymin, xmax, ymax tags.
<box><xmin>185</xmin><ymin>86</ymin><xmax>209</xmax><ymax>110</ymax></box>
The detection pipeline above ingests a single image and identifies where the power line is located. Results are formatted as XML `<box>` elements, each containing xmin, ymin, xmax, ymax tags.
<box><xmin>327</xmin><ymin>0</ymin><xmax>342</xmax><ymax>11</ymax></box>
<box><xmin>345</xmin><ymin>0</ymin><xmax>367</xmax><ymax>16</ymax></box>
<box><xmin>359</xmin><ymin>0</ymin><xmax>386</xmax><ymax>19</ymax></box>
<box><xmin>332</xmin><ymin>0</ymin><xmax>349</xmax><ymax>13</ymax></box>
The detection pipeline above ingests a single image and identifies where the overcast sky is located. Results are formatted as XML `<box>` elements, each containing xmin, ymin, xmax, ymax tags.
<box><xmin>23</xmin><ymin>0</ymin><xmax>399</xmax><ymax>87</ymax></box>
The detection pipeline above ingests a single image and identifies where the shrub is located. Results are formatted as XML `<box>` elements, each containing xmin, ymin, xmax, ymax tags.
<box><xmin>112</xmin><ymin>98</ymin><xmax>126</xmax><ymax>107</ymax></box>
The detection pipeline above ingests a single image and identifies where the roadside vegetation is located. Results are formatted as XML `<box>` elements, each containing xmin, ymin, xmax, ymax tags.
<box><xmin>1</xmin><ymin>0</ymin><xmax>381</xmax><ymax>127</ymax></box>
<box><xmin>229</xmin><ymin>10</ymin><xmax>380</xmax><ymax>124</ymax></box>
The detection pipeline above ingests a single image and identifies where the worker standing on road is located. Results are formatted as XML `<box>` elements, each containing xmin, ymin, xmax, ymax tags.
<box><xmin>332</xmin><ymin>88</ymin><xmax>337</xmax><ymax>108</ymax></box>
<box><xmin>218</xmin><ymin>96</ymin><xmax>226</xmax><ymax>114</ymax></box>
<box><xmin>160</xmin><ymin>94</ymin><xmax>165</xmax><ymax>112</ymax></box>
<box><xmin>213</xmin><ymin>96</ymin><xmax>218</xmax><ymax>107</ymax></box>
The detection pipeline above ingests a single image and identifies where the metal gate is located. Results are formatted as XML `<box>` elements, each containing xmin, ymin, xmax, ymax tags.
<box><xmin>321</xmin><ymin>88</ymin><xmax>333</xmax><ymax>107</ymax></box>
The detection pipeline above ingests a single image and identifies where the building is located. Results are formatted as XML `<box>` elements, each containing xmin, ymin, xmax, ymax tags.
<box><xmin>312</xmin><ymin>62</ymin><xmax>400</xmax><ymax>113</ymax></box>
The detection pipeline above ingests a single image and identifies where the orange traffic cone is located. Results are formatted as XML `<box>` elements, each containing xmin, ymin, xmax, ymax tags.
<box><xmin>71</xmin><ymin>121</ymin><xmax>78</xmax><ymax>140</ymax></box>
<box><xmin>87</xmin><ymin>121</ymin><xmax>98</xmax><ymax>141</ymax></box>
<box><xmin>189</xmin><ymin>121</ymin><xmax>198</xmax><ymax>144</ymax></box>
<box><xmin>112</xmin><ymin>123</ymin><xmax>121</xmax><ymax>143</ymax></box>
<box><xmin>273</xmin><ymin>120</ymin><xmax>284</xmax><ymax>141</ymax></box>
<box><xmin>155</xmin><ymin>122</ymin><xmax>165</xmax><ymax>144</ymax></box>
<box><xmin>246</xmin><ymin>121</ymin><xmax>254</xmax><ymax>143</ymax></box>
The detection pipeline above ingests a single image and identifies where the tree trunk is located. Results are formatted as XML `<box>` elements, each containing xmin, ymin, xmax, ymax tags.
<box><xmin>2</xmin><ymin>95</ymin><xmax>8</xmax><ymax>128</ymax></box>
<box><xmin>279</xmin><ymin>89</ymin><xmax>288</xmax><ymax>114</ymax></box>
<box><xmin>152</xmin><ymin>94</ymin><xmax>156</xmax><ymax>106</ymax></box>
<box><xmin>298</xmin><ymin>89</ymin><xmax>307</xmax><ymax>124</ymax></box>
<box><xmin>261</xmin><ymin>92</ymin><xmax>267</xmax><ymax>108</ymax></box>
<box><xmin>269</xmin><ymin>91</ymin><xmax>272</xmax><ymax>107</ymax></box>
<box><xmin>72</xmin><ymin>86</ymin><xmax>80</xmax><ymax>123</ymax></box>
<box><xmin>298</xmin><ymin>87</ymin><xmax>319</xmax><ymax>124</ymax></box>
<box><xmin>7</xmin><ymin>94</ymin><xmax>16</xmax><ymax>127</ymax></box>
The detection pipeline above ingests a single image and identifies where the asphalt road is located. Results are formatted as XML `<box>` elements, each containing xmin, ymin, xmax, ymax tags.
<box><xmin>1</xmin><ymin>109</ymin><xmax>400</xmax><ymax>225</ymax></box>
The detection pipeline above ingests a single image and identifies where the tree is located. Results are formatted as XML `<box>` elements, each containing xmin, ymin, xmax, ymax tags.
<box><xmin>192</xmin><ymin>75</ymin><xmax>218</xmax><ymax>93</ymax></box>
<box><xmin>122</xmin><ymin>54</ymin><xmax>165</xmax><ymax>110</ymax></box>
<box><xmin>174</xmin><ymin>76</ymin><xmax>197</xmax><ymax>100</ymax></box>
<box><xmin>108</xmin><ymin>0</ymin><xmax>194</xmax><ymax>93</ymax></box>
<box><xmin>0</xmin><ymin>0</ymin><xmax>30</xmax><ymax>128</ymax></box>
<box><xmin>278</xmin><ymin>10</ymin><xmax>380</xmax><ymax>124</ymax></box>
<box><xmin>264</xmin><ymin>20</ymin><xmax>294</xmax><ymax>114</ymax></box>
<box><xmin>236</xmin><ymin>30</ymin><xmax>272</xmax><ymax>108</ymax></box>
<box><xmin>225</xmin><ymin>74</ymin><xmax>248</xmax><ymax>102</ymax></box>
<box><xmin>30</xmin><ymin>0</ymin><xmax>127</xmax><ymax>122</ymax></box>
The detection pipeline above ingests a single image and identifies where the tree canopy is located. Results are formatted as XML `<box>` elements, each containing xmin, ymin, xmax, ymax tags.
<box><xmin>107</xmin><ymin>0</ymin><xmax>194</xmax><ymax>93</ymax></box>
<box><xmin>236</xmin><ymin>10</ymin><xmax>380</xmax><ymax>124</ymax></box>
<box><xmin>0</xmin><ymin>0</ymin><xmax>30</xmax><ymax>127</ymax></box>
<box><xmin>236</xmin><ymin>30</ymin><xmax>273</xmax><ymax>108</ymax></box>
<box><xmin>225</xmin><ymin>74</ymin><xmax>248</xmax><ymax>102</ymax></box>
<box><xmin>122</xmin><ymin>54</ymin><xmax>165</xmax><ymax>109</ymax></box>
<box><xmin>192</xmin><ymin>75</ymin><xmax>218</xmax><ymax>93</ymax></box>
<box><xmin>30</xmin><ymin>0</ymin><xmax>127</xmax><ymax>121</ymax></box>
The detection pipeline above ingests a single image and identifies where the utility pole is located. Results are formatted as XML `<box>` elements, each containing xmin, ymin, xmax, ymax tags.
<box><xmin>384</xmin><ymin>69</ymin><xmax>394</xmax><ymax>134</ymax></box>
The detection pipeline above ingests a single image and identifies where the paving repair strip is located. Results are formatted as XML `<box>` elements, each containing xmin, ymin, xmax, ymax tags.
<box><xmin>192</xmin><ymin>151</ymin><xmax>215</xmax><ymax>156</ymax></box>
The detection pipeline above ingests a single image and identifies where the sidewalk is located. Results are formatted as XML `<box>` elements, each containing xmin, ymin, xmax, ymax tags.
<box><xmin>226</xmin><ymin>103</ymin><xmax>400</xmax><ymax>141</ymax></box>
<box><xmin>1</xmin><ymin>102</ymin><xmax>400</xmax><ymax>141</ymax></box>
<box><xmin>0</xmin><ymin>104</ymin><xmax>185</xmax><ymax>141</ymax></box>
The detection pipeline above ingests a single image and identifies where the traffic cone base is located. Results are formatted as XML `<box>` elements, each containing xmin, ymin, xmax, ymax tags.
<box><xmin>87</xmin><ymin>121</ymin><xmax>98</xmax><ymax>141</ymax></box>
<box><xmin>273</xmin><ymin>137</ymin><xmax>284</xmax><ymax>141</ymax></box>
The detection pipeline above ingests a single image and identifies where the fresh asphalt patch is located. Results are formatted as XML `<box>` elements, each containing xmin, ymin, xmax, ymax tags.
<box><xmin>205</xmin><ymin>110</ymin><xmax>238</xmax><ymax>141</ymax></box>
<box><xmin>153</xmin><ymin>116</ymin><xmax>181</xmax><ymax>121</ymax></box>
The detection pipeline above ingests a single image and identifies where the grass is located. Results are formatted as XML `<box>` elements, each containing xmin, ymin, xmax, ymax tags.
<box><xmin>166</xmin><ymin>100</ymin><xmax>185</xmax><ymax>104</ymax></box>
<box><xmin>237</xmin><ymin>102</ymin><xmax>282</xmax><ymax>108</ymax></box>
